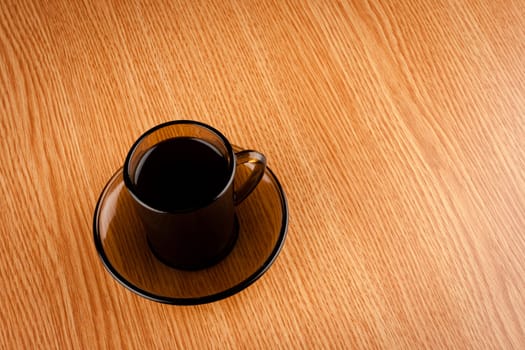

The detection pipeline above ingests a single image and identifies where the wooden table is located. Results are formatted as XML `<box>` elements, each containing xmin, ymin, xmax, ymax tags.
<box><xmin>1</xmin><ymin>0</ymin><xmax>524</xmax><ymax>348</ymax></box>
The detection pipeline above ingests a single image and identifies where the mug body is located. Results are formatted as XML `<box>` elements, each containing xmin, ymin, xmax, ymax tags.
<box><xmin>123</xmin><ymin>120</ymin><xmax>238</xmax><ymax>270</ymax></box>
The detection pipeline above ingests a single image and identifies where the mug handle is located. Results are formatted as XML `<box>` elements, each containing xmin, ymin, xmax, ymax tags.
<box><xmin>234</xmin><ymin>150</ymin><xmax>267</xmax><ymax>205</ymax></box>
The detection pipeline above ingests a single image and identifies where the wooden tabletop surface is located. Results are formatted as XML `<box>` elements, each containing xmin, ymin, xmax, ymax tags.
<box><xmin>1</xmin><ymin>0</ymin><xmax>524</xmax><ymax>348</ymax></box>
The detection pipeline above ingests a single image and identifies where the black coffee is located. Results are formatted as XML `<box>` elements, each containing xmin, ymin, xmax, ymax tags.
<box><xmin>133</xmin><ymin>137</ymin><xmax>229</xmax><ymax>212</ymax></box>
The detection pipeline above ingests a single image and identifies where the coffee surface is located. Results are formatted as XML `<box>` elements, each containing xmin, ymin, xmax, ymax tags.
<box><xmin>134</xmin><ymin>137</ymin><xmax>229</xmax><ymax>211</ymax></box>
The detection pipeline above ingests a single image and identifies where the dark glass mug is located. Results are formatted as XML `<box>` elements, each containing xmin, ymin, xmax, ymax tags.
<box><xmin>123</xmin><ymin>120</ymin><xmax>266</xmax><ymax>270</ymax></box>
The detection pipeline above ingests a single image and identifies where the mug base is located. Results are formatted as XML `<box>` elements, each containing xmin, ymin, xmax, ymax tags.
<box><xmin>146</xmin><ymin>216</ymin><xmax>240</xmax><ymax>271</ymax></box>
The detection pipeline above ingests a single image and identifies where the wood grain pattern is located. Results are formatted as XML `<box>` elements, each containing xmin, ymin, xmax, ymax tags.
<box><xmin>1</xmin><ymin>0</ymin><xmax>524</xmax><ymax>348</ymax></box>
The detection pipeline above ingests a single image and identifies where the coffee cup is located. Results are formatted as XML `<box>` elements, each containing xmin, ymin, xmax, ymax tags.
<box><xmin>123</xmin><ymin>120</ymin><xmax>266</xmax><ymax>270</ymax></box>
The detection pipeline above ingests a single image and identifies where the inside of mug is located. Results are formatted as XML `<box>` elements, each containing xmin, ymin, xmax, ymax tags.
<box><xmin>125</xmin><ymin>121</ymin><xmax>234</xmax><ymax>204</ymax></box>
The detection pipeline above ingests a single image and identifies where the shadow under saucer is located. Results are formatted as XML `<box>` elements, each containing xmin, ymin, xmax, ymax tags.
<box><xmin>93</xmin><ymin>150</ymin><xmax>288</xmax><ymax>305</ymax></box>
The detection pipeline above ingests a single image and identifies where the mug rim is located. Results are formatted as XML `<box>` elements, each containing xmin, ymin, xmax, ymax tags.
<box><xmin>123</xmin><ymin>120</ymin><xmax>236</xmax><ymax>214</ymax></box>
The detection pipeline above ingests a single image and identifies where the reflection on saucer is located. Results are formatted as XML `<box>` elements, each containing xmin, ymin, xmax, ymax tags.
<box><xmin>94</xmin><ymin>151</ymin><xmax>288</xmax><ymax>305</ymax></box>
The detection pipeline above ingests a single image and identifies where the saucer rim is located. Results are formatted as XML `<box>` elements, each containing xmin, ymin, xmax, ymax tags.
<box><xmin>93</xmin><ymin>161</ymin><xmax>288</xmax><ymax>305</ymax></box>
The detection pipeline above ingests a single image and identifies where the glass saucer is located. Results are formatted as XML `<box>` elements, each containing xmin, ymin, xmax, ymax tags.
<box><xmin>93</xmin><ymin>148</ymin><xmax>288</xmax><ymax>305</ymax></box>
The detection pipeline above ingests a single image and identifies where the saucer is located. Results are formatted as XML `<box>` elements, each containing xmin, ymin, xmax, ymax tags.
<box><xmin>93</xmin><ymin>148</ymin><xmax>288</xmax><ymax>305</ymax></box>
